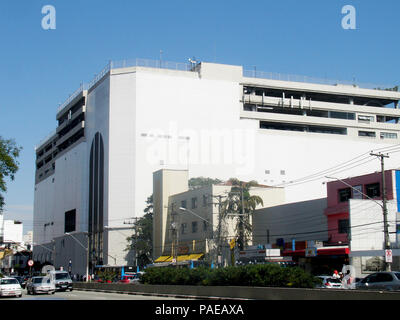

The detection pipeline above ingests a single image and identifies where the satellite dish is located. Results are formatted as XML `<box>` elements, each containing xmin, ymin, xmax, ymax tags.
<box><xmin>41</xmin><ymin>265</ymin><xmax>55</xmax><ymax>274</ymax></box>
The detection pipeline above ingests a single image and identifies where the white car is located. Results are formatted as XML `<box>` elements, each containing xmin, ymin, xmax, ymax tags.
<box><xmin>0</xmin><ymin>277</ymin><xmax>23</xmax><ymax>298</ymax></box>
<box><xmin>315</xmin><ymin>276</ymin><xmax>343</xmax><ymax>289</ymax></box>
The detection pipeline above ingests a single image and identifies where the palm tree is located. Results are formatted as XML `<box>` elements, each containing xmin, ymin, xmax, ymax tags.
<box><xmin>222</xmin><ymin>178</ymin><xmax>264</xmax><ymax>251</ymax></box>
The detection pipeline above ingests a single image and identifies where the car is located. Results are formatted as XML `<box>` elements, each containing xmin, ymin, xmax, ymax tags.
<box><xmin>355</xmin><ymin>271</ymin><xmax>400</xmax><ymax>291</ymax></box>
<box><xmin>315</xmin><ymin>275</ymin><xmax>343</xmax><ymax>289</ymax></box>
<box><xmin>0</xmin><ymin>277</ymin><xmax>23</xmax><ymax>298</ymax></box>
<box><xmin>12</xmin><ymin>276</ymin><xmax>27</xmax><ymax>289</ymax></box>
<box><xmin>26</xmin><ymin>276</ymin><xmax>56</xmax><ymax>295</ymax></box>
<box><xmin>49</xmin><ymin>270</ymin><xmax>73</xmax><ymax>291</ymax></box>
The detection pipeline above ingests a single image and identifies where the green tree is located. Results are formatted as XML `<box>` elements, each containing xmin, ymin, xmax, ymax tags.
<box><xmin>188</xmin><ymin>177</ymin><xmax>222</xmax><ymax>190</ymax></box>
<box><xmin>0</xmin><ymin>137</ymin><xmax>22</xmax><ymax>212</ymax></box>
<box><xmin>222</xmin><ymin>178</ymin><xmax>264</xmax><ymax>250</ymax></box>
<box><xmin>126</xmin><ymin>195</ymin><xmax>153</xmax><ymax>267</ymax></box>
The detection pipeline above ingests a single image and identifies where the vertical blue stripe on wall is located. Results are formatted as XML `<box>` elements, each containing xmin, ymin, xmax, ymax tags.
<box><xmin>396</xmin><ymin>170</ymin><xmax>400</xmax><ymax>214</ymax></box>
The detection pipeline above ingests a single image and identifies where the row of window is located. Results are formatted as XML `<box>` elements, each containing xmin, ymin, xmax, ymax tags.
<box><xmin>338</xmin><ymin>182</ymin><xmax>380</xmax><ymax>203</ymax></box>
<box><xmin>180</xmin><ymin>221</ymin><xmax>208</xmax><ymax>235</ymax></box>
<box><xmin>358</xmin><ymin>131</ymin><xmax>398</xmax><ymax>139</ymax></box>
<box><xmin>180</xmin><ymin>195</ymin><xmax>208</xmax><ymax>210</ymax></box>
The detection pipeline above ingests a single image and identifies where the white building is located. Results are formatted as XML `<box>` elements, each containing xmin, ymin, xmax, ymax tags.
<box><xmin>3</xmin><ymin>220</ymin><xmax>23</xmax><ymax>245</ymax></box>
<box><xmin>33</xmin><ymin>58</ymin><xmax>400</xmax><ymax>275</ymax></box>
<box><xmin>349</xmin><ymin>199</ymin><xmax>400</xmax><ymax>276</ymax></box>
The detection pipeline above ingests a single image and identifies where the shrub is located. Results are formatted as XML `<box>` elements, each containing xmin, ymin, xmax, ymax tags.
<box><xmin>141</xmin><ymin>264</ymin><xmax>319</xmax><ymax>288</ymax></box>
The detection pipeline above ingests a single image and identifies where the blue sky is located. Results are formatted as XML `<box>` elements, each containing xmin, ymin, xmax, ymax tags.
<box><xmin>0</xmin><ymin>0</ymin><xmax>399</xmax><ymax>233</ymax></box>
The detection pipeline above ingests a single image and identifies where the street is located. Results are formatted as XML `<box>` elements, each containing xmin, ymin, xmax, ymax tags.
<box><xmin>0</xmin><ymin>289</ymin><xmax>192</xmax><ymax>300</ymax></box>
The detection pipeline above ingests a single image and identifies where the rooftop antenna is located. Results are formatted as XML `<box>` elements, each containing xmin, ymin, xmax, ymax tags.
<box><xmin>159</xmin><ymin>50</ymin><xmax>163</xmax><ymax>68</ymax></box>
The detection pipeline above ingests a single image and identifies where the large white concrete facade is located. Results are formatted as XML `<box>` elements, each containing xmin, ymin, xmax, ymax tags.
<box><xmin>33</xmin><ymin>58</ymin><xmax>400</xmax><ymax>274</ymax></box>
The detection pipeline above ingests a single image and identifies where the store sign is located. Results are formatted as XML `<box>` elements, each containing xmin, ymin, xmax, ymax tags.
<box><xmin>305</xmin><ymin>247</ymin><xmax>317</xmax><ymax>257</ymax></box>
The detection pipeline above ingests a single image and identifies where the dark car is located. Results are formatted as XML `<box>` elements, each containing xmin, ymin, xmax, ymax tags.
<box><xmin>355</xmin><ymin>272</ymin><xmax>400</xmax><ymax>291</ymax></box>
<box><xmin>12</xmin><ymin>276</ymin><xmax>27</xmax><ymax>289</ymax></box>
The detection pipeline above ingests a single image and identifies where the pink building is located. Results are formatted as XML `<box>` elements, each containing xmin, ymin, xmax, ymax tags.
<box><xmin>324</xmin><ymin>170</ymin><xmax>398</xmax><ymax>245</ymax></box>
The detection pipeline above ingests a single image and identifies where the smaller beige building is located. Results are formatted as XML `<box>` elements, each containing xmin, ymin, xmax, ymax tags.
<box><xmin>152</xmin><ymin>169</ymin><xmax>285</xmax><ymax>265</ymax></box>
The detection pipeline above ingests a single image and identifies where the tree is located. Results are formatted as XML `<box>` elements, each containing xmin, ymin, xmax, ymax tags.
<box><xmin>188</xmin><ymin>177</ymin><xmax>223</xmax><ymax>190</ymax></box>
<box><xmin>222</xmin><ymin>178</ymin><xmax>264</xmax><ymax>250</ymax></box>
<box><xmin>126</xmin><ymin>195</ymin><xmax>153</xmax><ymax>267</ymax></box>
<box><xmin>0</xmin><ymin>137</ymin><xmax>22</xmax><ymax>212</ymax></box>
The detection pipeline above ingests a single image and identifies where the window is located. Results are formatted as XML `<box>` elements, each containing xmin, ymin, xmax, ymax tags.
<box><xmin>181</xmin><ymin>200</ymin><xmax>187</xmax><ymax>209</ymax></box>
<box><xmin>280</xmin><ymin>170</ymin><xmax>286</xmax><ymax>176</ymax></box>
<box><xmin>380</xmin><ymin>132</ymin><xmax>398</xmax><ymax>139</ymax></box>
<box><xmin>358</xmin><ymin>131</ymin><xmax>376</xmax><ymax>138</ymax></box>
<box><xmin>358</xmin><ymin>115</ymin><xmax>374</xmax><ymax>123</ymax></box>
<box><xmin>352</xmin><ymin>185</ymin><xmax>363</xmax><ymax>199</ymax></box>
<box><xmin>338</xmin><ymin>219</ymin><xmax>349</xmax><ymax>234</ymax></box>
<box><xmin>202</xmin><ymin>195</ymin><xmax>207</xmax><ymax>207</ymax></box>
<box><xmin>64</xmin><ymin>209</ymin><xmax>76</xmax><ymax>233</ymax></box>
<box><xmin>203</xmin><ymin>221</ymin><xmax>208</xmax><ymax>232</ymax></box>
<box><xmin>192</xmin><ymin>221</ymin><xmax>198</xmax><ymax>233</ymax></box>
<box><xmin>366</xmin><ymin>183</ymin><xmax>380</xmax><ymax>198</ymax></box>
<box><xmin>338</xmin><ymin>188</ymin><xmax>351</xmax><ymax>202</ymax></box>
<box><xmin>191</xmin><ymin>197</ymin><xmax>198</xmax><ymax>209</ymax></box>
<box><xmin>180</xmin><ymin>223</ymin><xmax>187</xmax><ymax>235</ymax></box>
<box><xmin>375</xmin><ymin>273</ymin><xmax>393</xmax><ymax>282</ymax></box>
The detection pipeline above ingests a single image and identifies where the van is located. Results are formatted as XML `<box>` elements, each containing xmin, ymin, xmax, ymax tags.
<box><xmin>49</xmin><ymin>270</ymin><xmax>73</xmax><ymax>292</ymax></box>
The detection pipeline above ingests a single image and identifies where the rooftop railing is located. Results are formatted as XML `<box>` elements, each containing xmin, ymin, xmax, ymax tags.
<box><xmin>243</xmin><ymin>69</ymin><xmax>397</xmax><ymax>92</ymax></box>
<box><xmin>35</xmin><ymin>129</ymin><xmax>56</xmax><ymax>151</ymax></box>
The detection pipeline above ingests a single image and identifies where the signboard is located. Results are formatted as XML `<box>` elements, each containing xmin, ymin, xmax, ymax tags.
<box><xmin>27</xmin><ymin>260</ymin><xmax>34</xmax><ymax>267</ymax></box>
<box><xmin>229</xmin><ymin>239</ymin><xmax>236</xmax><ymax>250</ymax></box>
<box><xmin>385</xmin><ymin>249</ymin><xmax>393</xmax><ymax>263</ymax></box>
<box><xmin>305</xmin><ymin>247</ymin><xmax>317</xmax><ymax>257</ymax></box>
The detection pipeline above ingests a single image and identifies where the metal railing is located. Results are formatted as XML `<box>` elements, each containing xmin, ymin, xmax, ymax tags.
<box><xmin>111</xmin><ymin>58</ymin><xmax>192</xmax><ymax>72</ymax></box>
<box><xmin>35</xmin><ymin>129</ymin><xmax>57</xmax><ymax>151</ymax></box>
<box><xmin>243</xmin><ymin>69</ymin><xmax>395</xmax><ymax>92</ymax></box>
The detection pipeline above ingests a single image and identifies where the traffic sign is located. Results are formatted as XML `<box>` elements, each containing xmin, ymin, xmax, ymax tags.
<box><xmin>27</xmin><ymin>260</ymin><xmax>34</xmax><ymax>267</ymax></box>
<box><xmin>385</xmin><ymin>249</ymin><xmax>393</xmax><ymax>263</ymax></box>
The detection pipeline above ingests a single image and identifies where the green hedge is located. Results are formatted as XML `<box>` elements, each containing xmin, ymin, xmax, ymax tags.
<box><xmin>141</xmin><ymin>264</ymin><xmax>320</xmax><ymax>288</ymax></box>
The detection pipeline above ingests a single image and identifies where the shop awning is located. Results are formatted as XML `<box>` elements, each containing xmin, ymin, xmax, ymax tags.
<box><xmin>283</xmin><ymin>246</ymin><xmax>349</xmax><ymax>257</ymax></box>
<box><xmin>154</xmin><ymin>256</ymin><xmax>172</xmax><ymax>263</ymax></box>
<box><xmin>154</xmin><ymin>254</ymin><xmax>204</xmax><ymax>263</ymax></box>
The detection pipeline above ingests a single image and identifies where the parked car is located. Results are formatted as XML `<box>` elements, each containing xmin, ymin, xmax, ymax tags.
<box><xmin>12</xmin><ymin>276</ymin><xmax>28</xmax><ymax>289</ymax></box>
<box><xmin>0</xmin><ymin>277</ymin><xmax>23</xmax><ymax>298</ymax></box>
<box><xmin>26</xmin><ymin>276</ymin><xmax>56</xmax><ymax>295</ymax></box>
<box><xmin>315</xmin><ymin>276</ymin><xmax>343</xmax><ymax>289</ymax></box>
<box><xmin>355</xmin><ymin>271</ymin><xmax>400</xmax><ymax>291</ymax></box>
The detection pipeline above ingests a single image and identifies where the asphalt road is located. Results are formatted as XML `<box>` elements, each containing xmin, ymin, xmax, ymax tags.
<box><xmin>0</xmin><ymin>289</ymin><xmax>192</xmax><ymax>300</ymax></box>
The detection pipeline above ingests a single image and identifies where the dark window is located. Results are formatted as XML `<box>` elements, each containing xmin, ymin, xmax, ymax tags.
<box><xmin>358</xmin><ymin>131</ymin><xmax>376</xmax><ymax>137</ymax></box>
<box><xmin>181</xmin><ymin>200</ymin><xmax>187</xmax><ymax>209</ymax></box>
<box><xmin>375</xmin><ymin>273</ymin><xmax>393</xmax><ymax>282</ymax></box>
<box><xmin>64</xmin><ymin>209</ymin><xmax>76</xmax><ymax>233</ymax></box>
<box><xmin>202</xmin><ymin>195</ymin><xmax>207</xmax><ymax>207</ymax></box>
<box><xmin>363</xmin><ymin>273</ymin><xmax>379</xmax><ymax>283</ymax></box>
<box><xmin>191</xmin><ymin>197</ymin><xmax>198</xmax><ymax>209</ymax></box>
<box><xmin>338</xmin><ymin>188</ymin><xmax>352</xmax><ymax>202</ymax></box>
<box><xmin>180</xmin><ymin>223</ymin><xmax>187</xmax><ymax>235</ymax></box>
<box><xmin>366</xmin><ymin>183</ymin><xmax>380</xmax><ymax>198</ymax></box>
<box><xmin>192</xmin><ymin>221</ymin><xmax>198</xmax><ymax>233</ymax></box>
<box><xmin>338</xmin><ymin>219</ymin><xmax>349</xmax><ymax>234</ymax></box>
<box><xmin>203</xmin><ymin>221</ymin><xmax>208</xmax><ymax>231</ymax></box>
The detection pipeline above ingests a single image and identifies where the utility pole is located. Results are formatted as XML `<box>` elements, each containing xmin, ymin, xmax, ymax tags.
<box><xmin>210</xmin><ymin>194</ymin><xmax>227</xmax><ymax>267</ymax></box>
<box><xmin>370</xmin><ymin>152</ymin><xmax>391</xmax><ymax>271</ymax></box>
<box><xmin>123</xmin><ymin>217</ymin><xmax>139</xmax><ymax>269</ymax></box>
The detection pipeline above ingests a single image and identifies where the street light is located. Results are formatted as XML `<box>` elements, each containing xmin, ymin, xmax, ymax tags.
<box><xmin>179</xmin><ymin>207</ymin><xmax>213</xmax><ymax>265</ymax></box>
<box><xmin>65</xmin><ymin>232</ymin><xmax>89</xmax><ymax>282</ymax></box>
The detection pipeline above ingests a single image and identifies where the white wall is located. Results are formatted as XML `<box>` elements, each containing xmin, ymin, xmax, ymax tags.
<box><xmin>349</xmin><ymin>199</ymin><xmax>397</xmax><ymax>252</ymax></box>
